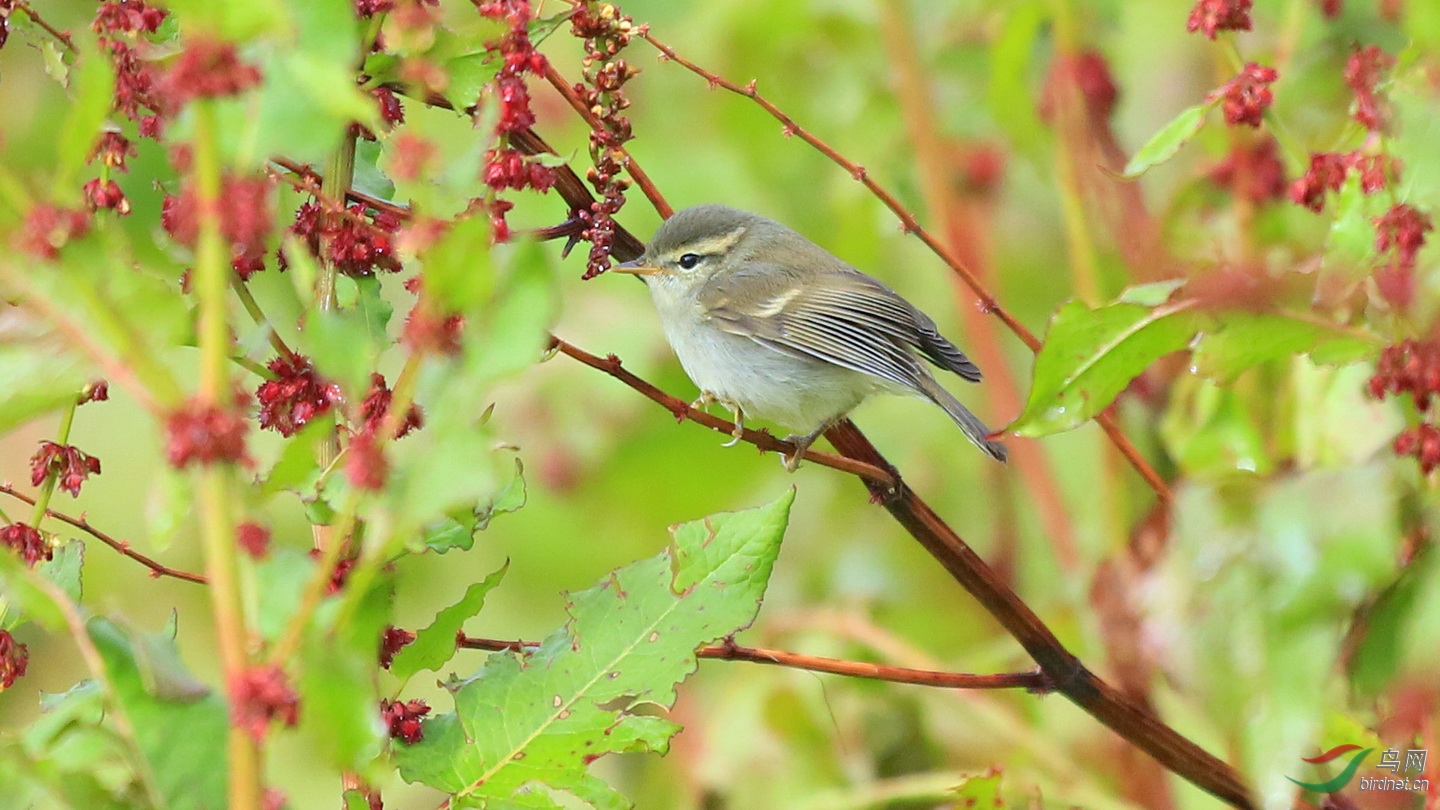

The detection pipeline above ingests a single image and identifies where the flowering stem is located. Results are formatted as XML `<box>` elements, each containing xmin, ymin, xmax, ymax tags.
<box><xmin>192</xmin><ymin>100</ymin><xmax>263</xmax><ymax>810</ymax></box>
<box><xmin>317</xmin><ymin>138</ymin><xmax>357</xmax><ymax>313</ymax></box>
<box><xmin>29</xmin><ymin>397</ymin><xmax>79</xmax><ymax>529</ymax></box>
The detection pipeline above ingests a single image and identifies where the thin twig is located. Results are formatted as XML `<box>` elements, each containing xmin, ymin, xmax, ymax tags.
<box><xmin>638</xmin><ymin>31</ymin><xmax>1173</xmax><ymax>504</ymax></box>
<box><xmin>0</xmin><ymin>484</ymin><xmax>207</xmax><ymax>584</ymax></box>
<box><xmin>459</xmin><ymin>634</ymin><xmax>1047</xmax><ymax>691</ymax></box>
<box><xmin>539</xmin><ymin>60</ymin><xmax>673</xmax><ymax>218</ymax></box>
<box><xmin>549</xmin><ymin>336</ymin><xmax>898</xmax><ymax>488</ymax></box>
<box><xmin>14</xmin><ymin>2</ymin><xmax>76</xmax><ymax>52</ymax></box>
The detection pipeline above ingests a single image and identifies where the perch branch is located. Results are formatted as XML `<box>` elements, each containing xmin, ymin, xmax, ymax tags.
<box><xmin>0</xmin><ymin>484</ymin><xmax>206</xmax><ymax>584</ymax></box>
<box><xmin>459</xmin><ymin>634</ymin><xmax>1048</xmax><ymax>691</ymax></box>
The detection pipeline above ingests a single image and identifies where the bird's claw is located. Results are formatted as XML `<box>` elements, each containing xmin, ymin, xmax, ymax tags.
<box><xmin>721</xmin><ymin>402</ymin><xmax>745</xmax><ymax>447</ymax></box>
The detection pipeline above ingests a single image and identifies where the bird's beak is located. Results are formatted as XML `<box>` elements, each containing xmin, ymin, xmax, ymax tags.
<box><xmin>611</xmin><ymin>258</ymin><xmax>665</xmax><ymax>276</ymax></box>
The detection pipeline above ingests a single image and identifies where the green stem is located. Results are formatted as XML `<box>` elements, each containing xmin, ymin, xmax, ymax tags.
<box><xmin>192</xmin><ymin>100</ymin><xmax>263</xmax><ymax>810</ymax></box>
<box><xmin>29</xmin><ymin>398</ymin><xmax>79</xmax><ymax>529</ymax></box>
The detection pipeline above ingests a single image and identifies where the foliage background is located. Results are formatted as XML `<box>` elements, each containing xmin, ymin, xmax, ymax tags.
<box><xmin>0</xmin><ymin>0</ymin><xmax>1436</xmax><ymax>808</ymax></box>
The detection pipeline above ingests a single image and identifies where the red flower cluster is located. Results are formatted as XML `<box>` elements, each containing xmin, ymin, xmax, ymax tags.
<box><xmin>345</xmin><ymin>432</ymin><xmax>388</xmax><ymax>491</ymax></box>
<box><xmin>482</xmin><ymin>148</ymin><xmax>557</xmax><ymax>193</ymax></box>
<box><xmin>236</xmin><ymin>522</ymin><xmax>271</xmax><ymax>559</ymax></box>
<box><xmin>256</xmin><ymin>354</ymin><xmax>340</xmax><ymax>437</ymax></box>
<box><xmin>287</xmin><ymin>202</ymin><xmax>402</xmax><ymax>277</ymax></box>
<box><xmin>1374</xmin><ymin>204</ymin><xmax>1433</xmax><ymax>272</ymax></box>
<box><xmin>158</xmin><ymin>38</ymin><xmax>262</xmax><ymax>109</ymax></box>
<box><xmin>0</xmin><ymin>630</ymin><xmax>28</xmax><ymax>689</ymax></box>
<box><xmin>354</xmin><ymin>0</ymin><xmax>395</xmax><ymax>17</ymax></box>
<box><xmin>1345</xmin><ymin>45</ymin><xmax>1394</xmax><ymax>131</ymax></box>
<box><xmin>0</xmin><ymin>523</ymin><xmax>49</xmax><ymax>567</ymax></box>
<box><xmin>308</xmin><ymin>548</ymin><xmax>357</xmax><ymax>593</ymax></box>
<box><xmin>230</xmin><ymin>665</ymin><xmax>300</xmax><ymax>741</ymax></box>
<box><xmin>1186</xmin><ymin>0</ymin><xmax>1252</xmax><ymax>39</ymax></box>
<box><xmin>1212</xmin><ymin>63</ymin><xmax>1277</xmax><ymax>128</ymax></box>
<box><xmin>1393</xmin><ymin>425</ymin><xmax>1440</xmax><ymax>475</ymax></box>
<box><xmin>80</xmin><ymin>380</ymin><xmax>110</xmax><ymax>404</ymax></box>
<box><xmin>83</xmin><ymin>178</ymin><xmax>131</xmax><ymax>214</ymax></box>
<box><xmin>402</xmin><ymin>306</ymin><xmax>465</xmax><ymax>355</ymax></box>
<box><xmin>379</xmin><ymin>625</ymin><xmax>416</xmax><ymax>669</ymax></box>
<box><xmin>90</xmin><ymin>131</ymin><xmax>136</xmax><ymax>171</ymax></box>
<box><xmin>165</xmin><ymin>397</ymin><xmax>249</xmax><ymax>468</ymax></box>
<box><xmin>359</xmin><ymin>373</ymin><xmax>424</xmax><ymax>439</ymax></box>
<box><xmin>569</xmin><ymin>1</ymin><xmax>643</xmax><ymax>278</ymax></box>
<box><xmin>354</xmin><ymin>87</ymin><xmax>405</xmax><ymax>141</ymax></box>
<box><xmin>1208</xmin><ymin>137</ymin><xmax>1287</xmax><ymax>203</ymax></box>
<box><xmin>1318</xmin><ymin>0</ymin><xmax>1343</xmax><ymax>19</ymax></box>
<box><xmin>30</xmin><ymin>442</ymin><xmax>102</xmax><ymax>498</ymax></box>
<box><xmin>475</xmin><ymin>0</ymin><xmax>552</xmax><ymax>241</ymax></box>
<box><xmin>1288</xmin><ymin>151</ymin><xmax>1400</xmax><ymax>213</ymax></box>
<box><xmin>162</xmin><ymin>175</ymin><xmax>275</xmax><ymax>279</ymax></box>
<box><xmin>380</xmin><ymin>698</ymin><xmax>430</xmax><ymax>744</ymax></box>
<box><xmin>1372</xmin><ymin>203</ymin><xmax>1433</xmax><ymax>309</ymax></box>
<box><xmin>1369</xmin><ymin>340</ymin><xmax>1440</xmax><ymax>410</ymax></box>
<box><xmin>93</xmin><ymin>0</ymin><xmax>169</xmax><ymax>137</ymax></box>
<box><xmin>17</xmin><ymin>204</ymin><xmax>91</xmax><ymax>260</ymax></box>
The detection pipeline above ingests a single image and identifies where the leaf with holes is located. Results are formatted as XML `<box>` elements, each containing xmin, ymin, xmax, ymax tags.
<box><xmin>393</xmin><ymin>490</ymin><xmax>794</xmax><ymax>809</ymax></box>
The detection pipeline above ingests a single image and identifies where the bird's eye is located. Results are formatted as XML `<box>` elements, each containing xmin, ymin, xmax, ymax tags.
<box><xmin>677</xmin><ymin>253</ymin><xmax>702</xmax><ymax>270</ymax></box>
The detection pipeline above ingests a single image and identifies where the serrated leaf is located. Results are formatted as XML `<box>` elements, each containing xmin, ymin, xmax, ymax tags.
<box><xmin>1010</xmin><ymin>293</ymin><xmax>1202</xmax><ymax>437</ymax></box>
<box><xmin>1192</xmin><ymin>313</ymin><xmax>1376</xmax><ymax>383</ymax></box>
<box><xmin>391</xmin><ymin>563</ymin><xmax>508</xmax><ymax>681</ymax></box>
<box><xmin>1318</xmin><ymin>176</ymin><xmax>1382</xmax><ymax>301</ymax></box>
<box><xmin>445</xmin><ymin>53</ymin><xmax>503</xmax><ymax>110</ymax></box>
<box><xmin>1122</xmin><ymin>102</ymin><xmax>1212</xmax><ymax>178</ymax></box>
<box><xmin>394</xmin><ymin>490</ymin><xmax>795</xmax><ymax>806</ymax></box>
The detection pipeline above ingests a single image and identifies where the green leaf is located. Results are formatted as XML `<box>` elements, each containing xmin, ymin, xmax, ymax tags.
<box><xmin>0</xmin><ymin>346</ymin><xmax>88</xmax><ymax>434</ymax></box>
<box><xmin>88</xmin><ymin>617</ymin><xmax>228</xmax><ymax>810</ymax></box>
<box><xmin>423</xmin><ymin>214</ymin><xmax>495</xmax><ymax>314</ymax></box>
<box><xmin>1122</xmin><ymin>102</ymin><xmax>1212</xmax><ymax>178</ymax></box>
<box><xmin>1159</xmin><ymin>377</ymin><xmax>1271</xmax><ymax>477</ymax></box>
<box><xmin>55</xmin><ymin>41</ymin><xmax>116</xmax><ymax>193</ymax></box>
<box><xmin>986</xmin><ymin>2</ymin><xmax>1049</xmax><ymax>165</ymax></box>
<box><xmin>38</xmin><ymin>540</ymin><xmax>84</xmax><ymax>607</ymax></box>
<box><xmin>297</xmin><ymin>579</ymin><xmax>392</xmax><ymax>771</ymax></box>
<box><xmin>1010</xmin><ymin>292</ymin><xmax>1202</xmax><ymax>437</ymax></box>
<box><xmin>307</xmin><ymin>305</ymin><xmax>386</xmax><ymax>401</ymax></box>
<box><xmin>338</xmin><ymin>274</ymin><xmax>394</xmax><ymax>344</ymax></box>
<box><xmin>420</xmin><ymin>460</ymin><xmax>525</xmax><ymax>554</ymax></box>
<box><xmin>390</xmin><ymin>563</ymin><xmax>508</xmax><ymax>682</ymax></box>
<box><xmin>1318</xmin><ymin>176</ymin><xmax>1383</xmax><ymax>300</ymax></box>
<box><xmin>0</xmin><ymin>549</ymin><xmax>68</xmax><ymax>632</ymax></box>
<box><xmin>256</xmin><ymin>549</ymin><xmax>316</xmax><ymax>642</ymax></box>
<box><xmin>949</xmin><ymin>769</ymin><xmax>1004</xmax><ymax>808</ymax></box>
<box><xmin>394</xmin><ymin>490</ymin><xmax>795</xmax><ymax>806</ymax></box>
<box><xmin>162</xmin><ymin>0</ymin><xmax>287</xmax><ymax>40</ymax></box>
<box><xmin>1192</xmin><ymin>313</ymin><xmax>1376</xmax><ymax>383</ymax></box>
<box><xmin>466</xmin><ymin>240</ymin><xmax>557</xmax><ymax>382</ymax></box>
<box><xmin>445</xmin><ymin>53</ymin><xmax>504</xmax><ymax>110</ymax></box>
<box><xmin>259</xmin><ymin>418</ymin><xmax>330</xmax><ymax>496</ymax></box>
<box><xmin>1158</xmin><ymin>466</ymin><xmax>1399</xmax><ymax>802</ymax></box>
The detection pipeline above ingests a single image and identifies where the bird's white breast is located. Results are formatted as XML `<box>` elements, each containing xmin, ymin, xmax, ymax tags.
<box><xmin>645</xmin><ymin>278</ymin><xmax>878</xmax><ymax>431</ymax></box>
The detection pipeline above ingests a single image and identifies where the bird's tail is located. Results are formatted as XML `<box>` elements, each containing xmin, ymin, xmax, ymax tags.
<box><xmin>916</xmin><ymin>377</ymin><xmax>1008</xmax><ymax>462</ymax></box>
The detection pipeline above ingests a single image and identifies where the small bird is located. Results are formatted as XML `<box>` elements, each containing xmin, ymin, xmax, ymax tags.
<box><xmin>613</xmin><ymin>204</ymin><xmax>1007</xmax><ymax>469</ymax></box>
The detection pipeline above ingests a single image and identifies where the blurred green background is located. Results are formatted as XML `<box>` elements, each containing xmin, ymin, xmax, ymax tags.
<box><xmin>3</xmin><ymin>0</ymin><xmax>1434</xmax><ymax>807</ymax></box>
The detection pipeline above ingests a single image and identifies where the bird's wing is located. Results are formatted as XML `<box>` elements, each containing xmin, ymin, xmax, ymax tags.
<box><xmin>698</xmin><ymin>264</ymin><xmax>981</xmax><ymax>386</ymax></box>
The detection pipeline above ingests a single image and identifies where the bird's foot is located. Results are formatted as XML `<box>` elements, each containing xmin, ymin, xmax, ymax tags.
<box><xmin>721</xmin><ymin>402</ymin><xmax>745</xmax><ymax>447</ymax></box>
<box><xmin>780</xmin><ymin>426</ymin><xmax>825</xmax><ymax>472</ymax></box>
<box><xmin>690</xmin><ymin>391</ymin><xmax>718</xmax><ymax>411</ymax></box>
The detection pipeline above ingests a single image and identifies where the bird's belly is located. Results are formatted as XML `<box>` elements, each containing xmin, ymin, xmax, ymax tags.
<box><xmin>664</xmin><ymin>324</ymin><xmax>873</xmax><ymax>431</ymax></box>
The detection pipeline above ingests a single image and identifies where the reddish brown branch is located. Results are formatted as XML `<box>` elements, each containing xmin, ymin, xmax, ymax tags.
<box><xmin>819</xmin><ymin>421</ymin><xmax>1248</xmax><ymax>808</ymax></box>
<box><xmin>460</xmin><ymin>634</ymin><xmax>1046</xmax><ymax>690</ymax></box>
<box><xmin>549</xmin><ymin>336</ymin><xmax>898</xmax><ymax>487</ymax></box>
<box><xmin>0</xmin><ymin>484</ymin><xmax>207</xmax><ymax>585</ymax></box>
<box><xmin>14</xmin><ymin>2</ymin><xmax>76</xmax><ymax>52</ymax></box>
<box><xmin>638</xmin><ymin>32</ymin><xmax>1173</xmax><ymax>504</ymax></box>
<box><xmin>539</xmin><ymin>61</ymin><xmax>673</xmax><ymax>218</ymax></box>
